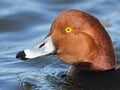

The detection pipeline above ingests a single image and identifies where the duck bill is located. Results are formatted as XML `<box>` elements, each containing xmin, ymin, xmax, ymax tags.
<box><xmin>16</xmin><ymin>36</ymin><xmax>56</xmax><ymax>60</ymax></box>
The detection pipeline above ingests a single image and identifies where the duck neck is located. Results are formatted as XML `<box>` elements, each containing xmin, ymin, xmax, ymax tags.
<box><xmin>92</xmin><ymin>52</ymin><xmax>116</xmax><ymax>70</ymax></box>
<box><xmin>91</xmin><ymin>40</ymin><xmax>116</xmax><ymax>70</ymax></box>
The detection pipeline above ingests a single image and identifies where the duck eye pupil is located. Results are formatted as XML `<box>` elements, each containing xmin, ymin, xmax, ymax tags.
<box><xmin>65</xmin><ymin>27</ymin><xmax>72</xmax><ymax>33</ymax></box>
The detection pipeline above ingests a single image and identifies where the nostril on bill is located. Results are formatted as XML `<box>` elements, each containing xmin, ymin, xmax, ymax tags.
<box><xmin>39</xmin><ymin>42</ymin><xmax>46</xmax><ymax>48</ymax></box>
<box><xmin>16</xmin><ymin>51</ymin><xmax>28</xmax><ymax>60</ymax></box>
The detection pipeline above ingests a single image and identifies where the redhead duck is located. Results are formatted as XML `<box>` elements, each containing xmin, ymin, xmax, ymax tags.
<box><xmin>16</xmin><ymin>9</ymin><xmax>116</xmax><ymax>70</ymax></box>
<box><xmin>16</xmin><ymin>9</ymin><xmax>120</xmax><ymax>90</ymax></box>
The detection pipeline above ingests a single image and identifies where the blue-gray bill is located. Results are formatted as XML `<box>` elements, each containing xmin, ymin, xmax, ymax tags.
<box><xmin>16</xmin><ymin>36</ymin><xmax>56</xmax><ymax>60</ymax></box>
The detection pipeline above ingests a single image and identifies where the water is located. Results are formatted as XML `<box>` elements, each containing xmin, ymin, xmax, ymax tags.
<box><xmin>0</xmin><ymin>0</ymin><xmax>120</xmax><ymax>90</ymax></box>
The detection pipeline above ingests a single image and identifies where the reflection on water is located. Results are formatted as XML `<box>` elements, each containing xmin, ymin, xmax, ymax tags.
<box><xmin>0</xmin><ymin>0</ymin><xmax>120</xmax><ymax>90</ymax></box>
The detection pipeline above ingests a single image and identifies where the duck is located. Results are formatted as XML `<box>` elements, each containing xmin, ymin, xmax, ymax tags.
<box><xmin>16</xmin><ymin>9</ymin><xmax>120</xmax><ymax>90</ymax></box>
<box><xmin>16</xmin><ymin>9</ymin><xmax>116</xmax><ymax>70</ymax></box>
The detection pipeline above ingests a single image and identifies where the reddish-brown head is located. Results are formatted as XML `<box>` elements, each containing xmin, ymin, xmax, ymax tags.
<box><xmin>49</xmin><ymin>9</ymin><xmax>116</xmax><ymax>70</ymax></box>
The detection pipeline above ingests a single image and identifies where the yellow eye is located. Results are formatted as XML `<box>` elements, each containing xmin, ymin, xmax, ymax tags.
<box><xmin>65</xmin><ymin>27</ymin><xmax>72</xmax><ymax>33</ymax></box>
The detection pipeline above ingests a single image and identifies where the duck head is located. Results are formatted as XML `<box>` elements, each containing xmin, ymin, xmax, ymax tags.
<box><xmin>16</xmin><ymin>9</ymin><xmax>116</xmax><ymax>71</ymax></box>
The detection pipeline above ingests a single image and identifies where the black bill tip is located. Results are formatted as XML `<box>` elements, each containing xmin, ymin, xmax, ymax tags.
<box><xmin>16</xmin><ymin>51</ymin><xmax>28</xmax><ymax>60</ymax></box>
